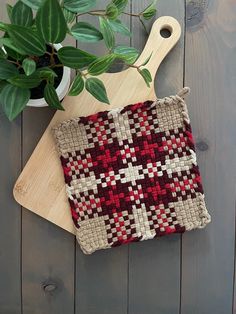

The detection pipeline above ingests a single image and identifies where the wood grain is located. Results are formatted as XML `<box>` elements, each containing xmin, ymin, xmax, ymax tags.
<box><xmin>21</xmin><ymin>31</ymin><xmax>76</xmax><ymax>314</ymax></box>
<box><xmin>0</xmin><ymin>105</ymin><xmax>22</xmax><ymax>314</ymax></box>
<box><xmin>0</xmin><ymin>1</ymin><xmax>22</xmax><ymax>313</ymax></box>
<box><xmin>181</xmin><ymin>1</ymin><xmax>236</xmax><ymax>313</ymax></box>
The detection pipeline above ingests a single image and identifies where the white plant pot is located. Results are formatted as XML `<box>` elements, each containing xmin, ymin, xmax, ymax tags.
<box><xmin>27</xmin><ymin>43</ymin><xmax>71</xmax><ymax>107</ymax></box>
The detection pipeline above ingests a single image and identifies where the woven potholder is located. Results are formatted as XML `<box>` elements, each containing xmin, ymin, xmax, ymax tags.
<box><xmin>52</xmin><ymin>87</ymin><xmax>211</xmax><ymax>254</ymax></box>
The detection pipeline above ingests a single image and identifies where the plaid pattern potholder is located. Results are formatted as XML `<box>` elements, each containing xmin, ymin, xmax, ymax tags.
<box><xmin>52</xmin><ymin>87</ymin><xmax>211</xmax><ymax>254</ymax></box>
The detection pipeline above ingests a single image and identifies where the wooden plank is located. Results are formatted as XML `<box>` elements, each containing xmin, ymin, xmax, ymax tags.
<box><xmin>21</xmin><ymin>31</ymin><xmax>76</xmax><ymax>314</ymax></box>
<box><xmin>75</xmin><ymin>246</ymin><xmax>128</xmax><ymax>314</ymax></box>
<box><xmin>181</xmin><ymin>1</ymin><xmax>236</xmax><ymax>313</ymax></box>
<box><xmin>234</xmin><ymin>215</ymin><xmax>236</xmax><ymax>314</ymax></box>
<box><xmin>0</xmin><ymin>107</ymin><xmax>22</xmax><ymax>314</ymax></box>
<box><xmin>0</xmin><ymin>1</ymin><xmax>22</xmax><ymax>313</ymax></box>
<box><xmin>75</xmin><ymin>3</ymin><xmax>130</xmax><ymax>313</ymax></box>
<box><xmin>128</xmin><ymin>1</ymin><xmax>185</xmax><ymax>313</ymax></box>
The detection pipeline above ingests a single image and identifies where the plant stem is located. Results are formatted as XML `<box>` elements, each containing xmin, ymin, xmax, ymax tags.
<box><xmin>50</xmin><ymin>63</ymin><xmax>64</xmax><ymax>68</ymax></box>
<box><xmin>49</xmin><ymin>45</ymin><xmax>56</xmax><ymax>66</ymax></box>
<box><xmin>78</xmin><ymin>69</ymin><xmax>88</xmax><ymax>78</ymax></box>
<box><xmin>122</xmin><ymin>11</ymin><xmax>140</xmax><ymax>17</ymax></box>
<box><xmin>8</xmin><ymin>59</ymin><xmax>22</xmax><ymax>69</ymax></box>
<box><xmin>129</xmin><ymin>64</ymin><xmax>139</xmax><ymax>69</ymax></box>
<box><xmin>8</xmin><ymin>60</ymin><xmax>19</xmax><ymax>66</ymax></box>
<box><xmin>77</xmin><ymin>9</ymin><xmax>106</xmax><ymax>17</ymax></box>
<box><xmin>139</xmin><ymin>16</ymin><xmax>148</xmax><ymax>34</ymax></box>
<box><xmin>122</xmin><ymin>11</ymin><xmax>148</xmax><ymax>34</ymax></box>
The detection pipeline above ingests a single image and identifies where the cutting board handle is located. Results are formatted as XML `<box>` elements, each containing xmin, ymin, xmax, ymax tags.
<box><xmin>134</xmin><ymin>16</ymin><xmax>181</xmax><ymax>81</ymax></box>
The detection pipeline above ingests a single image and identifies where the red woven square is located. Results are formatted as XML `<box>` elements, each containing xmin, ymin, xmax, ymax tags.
<box><xmin>53</xmin><ymin>87</ymin><xmax>211</xmax><ymax>254</ymax></box>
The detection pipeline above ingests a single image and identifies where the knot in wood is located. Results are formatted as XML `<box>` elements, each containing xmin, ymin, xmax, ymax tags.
<box><xmin>43</xmin><ymin>283</ymin><xmax>57</xmax><ymax>292</ymax></box>
<box><xmin>186</xmin><ymin>0</ymin><xmax>208</xmax><ymax>28</ymax></box>
<box><xmin>196</xmin><ymin>140</ymin><xmax>209</xmax><ymax>151</ymax></box>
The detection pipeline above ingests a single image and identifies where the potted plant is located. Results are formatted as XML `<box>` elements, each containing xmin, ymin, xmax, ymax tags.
<box><xmin>0</xmin><ymin>0</ymin><xmax>157</xmax><ymax>121</ymax></box>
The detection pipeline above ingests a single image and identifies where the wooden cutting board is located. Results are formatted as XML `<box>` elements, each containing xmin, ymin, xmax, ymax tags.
<box><xmin>13</xmin><ymin>16</ymin><xmax>181</xmax><ymax>234</ymax></box>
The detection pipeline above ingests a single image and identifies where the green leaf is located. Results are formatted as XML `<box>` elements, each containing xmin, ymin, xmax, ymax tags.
<box><xmin>106</xmin><ymin>3</ymin><xmax>118</xmax><ymax>20</ymax></box>
<box><xmin>22</xmin><ymin>58</ymin><xmax>36</xmax><ymax>76</ymax></box>
<box><xmin>142</xmin><ymin>1</ymin><xmax>157</xmax><ymax>20</ymax></box>
<box><xmin>21</xmin><ymin>0</ymin><xmax>42</xmax><ymax>10</ymax></box>
<box><xmin>0</xmin><ymin>37</ymin><xmax>26</xmax><ymax>57</ymax></box>
<box><xmin>37</xmin><ymin>67</ymin><xmax>57</xmax><ymax>77</ymax></box>
<box><xmin>62</xmin><ymin>7</ymin><xmax>76</xmax><ymax>24</ymax></box>
<box><xmin>11</xmin><ymin>1</ymin><xmax>33</xmax><ymax>26</ymax></box>
<box><xmin>0</xmin><ymin>59</ymin><xmax>18</xmax><ymax>79</ymax></box>
<box><xmin>112</xmin><ymin>0</ymin><xmax>128</xmax><ymax>14</ymax></box>
<box><xmin>0</xmin><ymin>48</ymin><xmax>7</xmax><ymax>59</ymax></box>
<box><xmin>58</xmin><ymin>46</ymin><xmax>97</xmax><ymax>69</ymax></box>
<box><xmin>88</xmin><ymin>54</ymin><xmax>116</xmax><ymax>76</ymax></box>
<box><xmin>108</xmin><ymin>19</ymin><xmax>131</xmax><ymax>37</ymax></box>
<box><xmin>71</xmin><ymin>22</ymin><xmax>103</xmax><ymax>42</ymax></box>
<box><xmin>36</xmin><ymin>0</ymin><xmax>67</xmax><ymax>44</ymax></box>
<box><xmin>114</xmin><ymin>46</ymin><xmax>139</xmax><ymax>64</ymax></box>
<box><xmin>68</xmin><ymin>72</ymin><xmax>84</xmax><ymax>96</ymax></box>
<box><xmin>63</xmin><ymin>0</ymin><xmax>95</xmax><ymax>13</ymax></box>
<box><xmin>0</xmin><ymin>22</ymin><xmax>7</xmax><ymax>32</ymax></box>
<box><xmin>6</xmin><ymin>4</ymin><xmax>13</xmax><ymax>21</ymax></box>
<box><xmin>0</xmin><ymin>38</ymin><xmax>24</xmax><ymax>60</ymax></box>
<box><xmin>2</xmin><ymin>46</ymin><xmax>23</xmax><ymax>61</ymax></box>
<box><xmin>142</xmin><ymin>8</ymin><xmax>156</xmax><ymax>20</ymax></box>
<box><xmin>6</xmin><ymin>24</ymin><xmax>46</xmax><ymax>56</ymax></box>
<box><xmin>0</xmin><ymin>81</ymin><xmax>8</xmax><ymax>92</ymax></box>
<box><xmin>0</xmin><ymin>84</ymin><xmax>30</xmax><ymax>120</ymax></box>
<box><xmin>8</xmin><ymin>73</ymin><xmax>41</xmax><ymax>88</ymax></box>
<box><xmin>139</xmin><ymin>68</ymin><xmax>152</xmax><ymax>87</ymax></box>
<box><xmin>99</xmin><ymin>17</ymin><xmax>115</xmax><ymax>50</ymax></box>
<box><xmin>140</xmin><ymin>52</ymin><xmax>153</xmax><ymax>66</ymax></box>
<box><xmin>85</xmin><ymin>77</ymin><xmax>109</xmax><ymax>104</ymax></box>
<box><xmin>37</xmin><ymin>67</ymin><xmax>57</xmax><ymax>84</ymax></box>
<box><xmin>44</xmin><ymin>83</ymin><xmax>64</xmax><ymax>110</ymax></box>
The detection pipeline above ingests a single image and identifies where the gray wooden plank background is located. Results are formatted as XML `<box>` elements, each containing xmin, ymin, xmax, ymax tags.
<box><xmin>0</xmin><ymin>0</ymin><xmax>235</xmax><ymax>313</ymax></box>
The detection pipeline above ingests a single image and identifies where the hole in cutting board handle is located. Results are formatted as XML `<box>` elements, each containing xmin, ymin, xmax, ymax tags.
<box><xmin>160</xmin><ymin>25</ymin><xmax>173</xmax><ymax>38</ymax></box>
